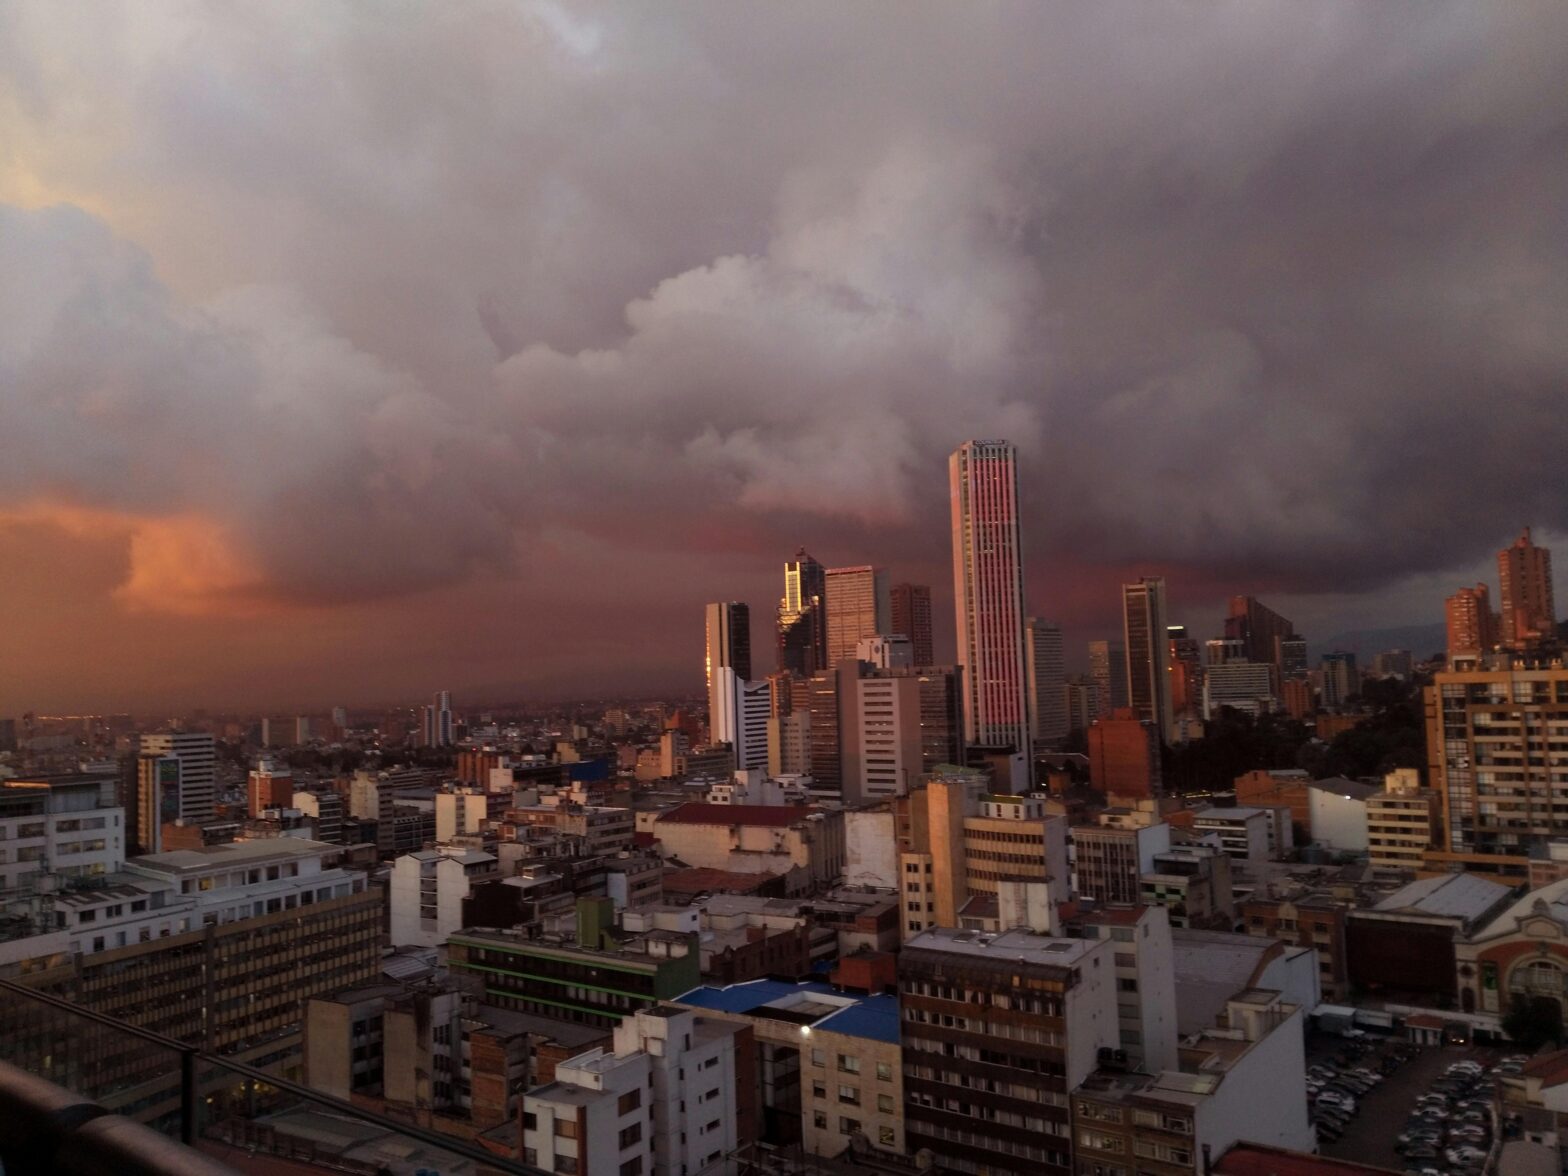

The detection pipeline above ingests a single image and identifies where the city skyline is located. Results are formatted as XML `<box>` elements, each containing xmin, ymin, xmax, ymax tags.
<box><xmin>2</xmin><ymin>4</ymin><xmax>1566</xmax><ymax>713</ymax></box>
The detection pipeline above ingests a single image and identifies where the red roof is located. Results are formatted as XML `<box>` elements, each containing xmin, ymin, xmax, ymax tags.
<box><xmin>656</xmin><ymin>802</ymin><xmax>813</xmax><ymax>827</ymax></box>
<box><xmin>663</xmin><ymin>867</ymin><xmax>781</xmax><ymax>895</ymax></box>
<box><xmin>1523</xmin><ymin>1049</ymin><xmax>1568</xmax><ymax>1087</ymax></box>
<box><xmin>1216</xmin><ymin>1143</ymin><xmax>1402</xmax><ymax>1175</ymax></box>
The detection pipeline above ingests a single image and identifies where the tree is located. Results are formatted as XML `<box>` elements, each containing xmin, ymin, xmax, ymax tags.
<box><xmin>1502</xmin><ymin>998</ymin><xmax>1564</xmax><ymax>1050</ymax></box>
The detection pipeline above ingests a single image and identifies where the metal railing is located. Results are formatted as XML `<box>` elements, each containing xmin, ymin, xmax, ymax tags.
<box><xmin>0</xmin><ymin>976</ymin><xmax>548</xmax><ymax>1175</ymax></box>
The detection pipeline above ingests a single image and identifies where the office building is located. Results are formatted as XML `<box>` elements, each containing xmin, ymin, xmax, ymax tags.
<box><xmin>840</xmin><ymin>664</ymin><xmax>962</xmax><ymax>803</ymax></box>
<box><xmin>422</xmin><ymin>690</ymin><xmax>454</xmax><ymax>748</ymax></box>
<box><xmin>1203</xmin><ymin>661</ymin><xmax>1276</xmax><ymax>719</ymax></box>
<box><xmin>1372</xmin><ymin>649</ymin><xmax>1414</xmax><ymax>679</ymax></box>
<box><xmin>1087</xmin><ymin>708</ymin><xmax>1163</xmax><ymax>799</ymax></box>
<box><xmin>791</xmin><ymin>669</ymin><xmax>844</xmax><ymax>793</ymax></box>
<box><xmin>293</xmin><ymin>789</ymin><xmax>344</xmax><ymax>844</ymax></box>
<box><xmin>1064</xmin><ymin>676</ymin><xmax>1099</xmax><ymax>733</ymax></box>
<box><xmin>1499</xmin><ymin>527</ymin><xmax>1556</xmax><ymax>646</ymax></box>
<box><xmin>131</xmin><ymin>752</ymin><xmax>180</xmax><ymax>854</ymax></box>
<box><xmin>710</xmin><ymin>667</ymin><xmax>772</xmax><ymax>771</ymax></box>
<box><xmin>137</xmin><ymin>731</ymin><xmax>215</xmax><ymax>825</ymax></box>
<box><xmin>1123</xmin><ymin>577</ymin><xmax>1174</xmax><ymax>742</ymax></box>
<box><xmin>1073</xmin><ymin>818</ymin><xmax>1172</xmax><ymax>905</ymax></box>
<box><xmin>777</xmin><ymin>548</ymin><xmax>826</xmax><ymax>675</ymax></box>
<box><xmin>856</xmin><ymin>634</ymin><xmax>912</xmax><ymax>670</ymax></box>
<box><xmin>1277</xmin><ymin>634</ymin><xmax>1308</xmax><ymax>680</ymax></box>
<box><xmin>823</xmin><ymin>566</ymin><xmax>890</xmax><ymax>668</ymax></box>
<box><xmin>1224</xmin><ymin>596</ymin><xmax>1295</xmax><ymax>670</ymax></box>
<box><xmin>705</xmin><ymin>602</ymin><xmax>752</xmax><ymax>730</ymax></box>
<box><xmin>1319</xmin><ymin>651</ymin><xmax>1359</xmax><ymax>710</ymax></box>
<box><xmin>890</xmin><ymin>581</ymin><xmax>934</xmax><ymax>666</ymax></box>
<box><xmin>1089</xmin><ymin>640</ymin><xmax>1128</xmax><ymax>715</ymax></box>
<box><xmin>1427</xmin><ymin>664</ymin><xmax>1568</xmax><ymax>859</ymax></box>
<box><xmin>1168</xmin><ymin>624</ymin><xmax>1204</xmax><ymax>719</ymax></box>
<box><xmin>899</xmin><ymin>925</ymin><xmax>1118</xmax><ymax>1176</ymax></box>
<box><xmin>949</xmin><ymin>440</ymin><xmax>1032</xmax><ymax>770</ymax></box>
<box><xmin>1026</xmin><ymin>618</ymin><xmax>1068</xmax><ymax>748</ymax></box>
<box><xmin>1194</xmin><ymin>807</ymin><xmax>1271</xmax><ymax>862</ymax></box>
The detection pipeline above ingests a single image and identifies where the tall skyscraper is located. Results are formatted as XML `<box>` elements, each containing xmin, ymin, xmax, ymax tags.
<box><xmin>1446</xmin><ymin>583</ymin><xmax>1497</xmax><ymax>660</ymax></box>
<box><xmin>1026</xmin><ymin>618</ymin><xmax>1068</xmax><ymax>747</ymax></box>
<box><xmin>1499</xmin><ymin>527</ymin><xmax>1556</xmax><ymax>646</ymax></box>
<box><xmin>823</xmin><ymin>565</ymin><xmax>890</xmax><ymax>667</ymax></box>
<box><xmin>1320</xmin><ymin>651</ymin><xmax>1359</xmax><ymax>710</ymax></box>
<box><xmin>138</xmin><ymin>730</ymin><xmax>215</xmax><ymax>824</ymax></box>
<box><xmin>949</xmin><ymin>440</ymin><xmax>1032</xmax><ymax>770</ymax></box>
<box><xmin>1123</xmin><ymin>577</ymin><xmax>1174</xmax><ymax>743</ymax></box>
<box><xmin>1088</xmin><ymin>639</ymin><xmax>1128</xmax><ymax>717</ymax></box>
<box><xmin>776</xmin><ymin>548</ymin><xmax>826</xmax><ymax>675</ymax></box>
<box><xmin>1168</xmin><ymin>624</ymin><xmax>1203</xmax><ymax>719</ymax></box>
<box><xmin>890</xmin><ymin>582</ymin><xmax>934</xmax><ymax>667</ymax></box>
<box><xmin>710</xmin><ymin>668</ymin><xmax>772</xmax><ymax>771</ymax></box>
<box><xmin>1224</xmin><ymin>596</ymin><xmax>1295</xmax><ymax>670</ymax></box>
<box><xmin>704</xmin><ymin>601</ymin><xmax>751</xmax><ymax>727</ymax></box>
<box><xmin>420</xmin><ymin>690</ymin><xmax>454</xmax><ymax>748</ymax></box>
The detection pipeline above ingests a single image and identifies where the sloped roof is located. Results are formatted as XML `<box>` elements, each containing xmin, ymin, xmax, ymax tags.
<box><xmin>1472</xmin><ymin>877</ymin><xmax>1568</xmax><ymax>940</ymax></box>
<box><xmin>1371</xmin><ymin>872</ymin><xmax>1512</xmax><ymax>922</ymax></box>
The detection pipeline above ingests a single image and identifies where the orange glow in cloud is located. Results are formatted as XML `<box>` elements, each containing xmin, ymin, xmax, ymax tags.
<box><xmin>0</xmin><ymin>503</ymin><xmax>278</xmax><ymax>617</ymax></box>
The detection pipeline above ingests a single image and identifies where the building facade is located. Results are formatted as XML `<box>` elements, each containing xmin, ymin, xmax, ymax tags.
<box><xmin>949</xmin><ymin>440</ymin><xmax>1033</xmax><ymax>771</ymax></box>
<box><xmin>890</xmin><ymin>582</ymin><xmax>934</xmax><ymax>668</ymax></box>
<box><xmin>1123</xmin><ymin>578</ymin><xmax>1174</xmax><ymax>743</ymax></box>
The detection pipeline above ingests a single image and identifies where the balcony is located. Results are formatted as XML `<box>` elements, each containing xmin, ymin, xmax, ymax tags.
<box><xmin>0</xmin><ymin>976</ymin><xmax>546</xmax><ymax>1175</ymax></box>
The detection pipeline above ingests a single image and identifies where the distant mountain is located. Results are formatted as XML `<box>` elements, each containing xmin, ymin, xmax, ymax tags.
<box><xmin>1309</xmin><ymin>622</ymin><xmax>1446</xmax><ymax>662</ymax></box>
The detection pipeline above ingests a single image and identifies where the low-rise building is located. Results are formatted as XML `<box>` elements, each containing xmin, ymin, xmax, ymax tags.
<box><xmin>1344</xmin><ymin>872</ymin><xmax>1512</xmax><ymax>1006</ymax></box>
<box><xmin>389</xmin><ymin>846</ymin><xmax>500</xmax><ymax>948</ymax></box>
<box><xmin>1307</xmin><ymin>777</ymin><xmax>1377</xmax><ymax>854</ymax></box>
<box><xmin>1141</xmin><ymin>845</ymin><xmax>1235</xmax><ymax>930</ymax></box>
<box><xmin>1065</xmin><ymin>903</ymin><xmax>1179</xmax><ymax>1073</ymax></box>
<box><xmin>1365</xmin><ymin>769</ymin><xmax>1438</xmax><ymax>872</ymax></box>
<box><xmin>1194</xmin><ymin>808</ymin><xmax>1271</xmax><ymax>864</ymax></box>
<box><xmin>1074</xmin><ymin>819</ymin><xmax>1172</xmax><ymax>905</ymax></box>
<box><xmin>1239</xmin><ymin>892</ymin><xmax>1351</xmax><ymax>998</ymax></box>
<box><xmin>651</xmin><ymin>803</ymin><xmax>844</xmax><ymax>894</ymax></box>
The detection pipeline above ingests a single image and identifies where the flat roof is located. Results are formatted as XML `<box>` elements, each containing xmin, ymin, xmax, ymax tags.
<box><xmin>131</xmin><ymin>837</ymin><xmax>336</xmax><ymax>873</ymax></box>
<box><xmin>676</xmin><ymin>979</ymin><xmax>900</xmax><ymax>1045</ymax></box>
<box><xmin>1370</xmin><ymin>872</ymin><xmax>1510</xmax><ymax>921</ymax></box>
<box><xmin>904</xmin><ymin>925</ymin><xmax>1099</xmax><ymax>967</ymax></box>
<box><xmin>658</xmin><ymin>802</ymin><xmax>818</xmax><ymax>827</ymax></box>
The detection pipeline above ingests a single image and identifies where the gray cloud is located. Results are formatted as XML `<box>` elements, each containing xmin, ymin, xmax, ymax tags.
<box><xmin>1</xmin><ymin>0</ymin><xmax>1565</xmax><ymax>643</ymax></box>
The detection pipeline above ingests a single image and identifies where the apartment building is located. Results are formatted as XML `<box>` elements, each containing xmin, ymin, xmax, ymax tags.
<box><xmin>388</xmin><ymin>846</ymin><xmax>500</xmax><ymax>948</ymax></box>
<box><xmin>1073</xmin><ymin>819</ymin><xmax>1172</xmax><ymax>905</ymax></box>
<box><xmin>1140</xmin><ymin>846</ymin><xmax>1235</xmax><ymax>931</ymax></box>
<box><xmin>1193</xmin><ymin>808</ymin><xmax>1271</xmax><ymax>864</ymax></box>
<box><xmin>1366</xmin><ymin>768</ymin><xmax>1439</xmax><ymax>872</ymax></box>
<box><xmin>0</xmin><ymin>774</ymin><xmax>123</xmax><ymax>892</ymax></box>
<box><xmin>1064</xmin><ymin>903</ymin><xmax>1179</xmax><ymax>1073</ymax></box>
<box><xmin>899</xmin><ymin>925</ymin><xmax>1118</xmax><ymax>1176</ymax></box>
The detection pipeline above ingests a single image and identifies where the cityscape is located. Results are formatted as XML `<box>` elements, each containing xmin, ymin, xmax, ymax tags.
<box><xmin>3</xmin><ymin>5</ymin><xmax>1568</xmax><ymax>1176</ymax></box>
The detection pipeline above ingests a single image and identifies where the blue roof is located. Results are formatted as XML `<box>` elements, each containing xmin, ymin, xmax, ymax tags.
<box><xmin>675</xmin><ymin>979</ymin><xmax>900</xmax><ymax>1045</ymax></box>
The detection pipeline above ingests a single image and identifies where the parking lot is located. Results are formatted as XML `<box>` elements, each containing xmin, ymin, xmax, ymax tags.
<box><xmin>1306</xmin><ymin>1032</ymin><xmax>1514</xmax><ymax>1173</ymax></box>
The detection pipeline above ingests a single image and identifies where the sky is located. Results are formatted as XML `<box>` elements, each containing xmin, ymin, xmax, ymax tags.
<box><xmin>1</xmin><ymin>2</ymin><xmax>1566</xmax><ymax>713</ymax></box>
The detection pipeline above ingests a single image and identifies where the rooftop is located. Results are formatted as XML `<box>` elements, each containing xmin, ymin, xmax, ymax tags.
<box><xmin>676</xmin><ymin>978</ymin><xmax>900</xmax><ymax>1044</ymax></box>
<box><xmin>1369</xmin><ymin>872</ymin><xmax>1512</xmax><ymax>922</ymax></box>
<box><xmin>903</xmin><ymin>925</ymin><xmax>1100</xmax><ymax>968</ymax></box>
<box><xmin>657</xmin><ymin>802</ymin><xmax>817</xmax><ymax>827</ymax></box>
<box><xmin>1195</xmin><ymin>806</ymin><xmax>1266</xmax><ymax>820</ymax></box>
<box><xmin>130</xmin><ymin>837</ymin><xmax>336</xmax><ymax>874</ymax></box>
<box><xmin>1308</xmin><ymin>777</ymin><xmax>1379</xmax><ymax>801</ymax></box>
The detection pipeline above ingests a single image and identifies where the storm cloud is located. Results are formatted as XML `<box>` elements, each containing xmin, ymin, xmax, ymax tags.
<box><xmin>0</xmin><ymin>1</ymin><xmax>1565</xmax><ymax>705</ymax></box>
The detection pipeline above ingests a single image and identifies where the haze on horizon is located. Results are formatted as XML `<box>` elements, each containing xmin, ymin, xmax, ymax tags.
<box><xmin>1</xmin><ymin>2</ymin><xmax>1566</xmax><ymax>714</ymax></box>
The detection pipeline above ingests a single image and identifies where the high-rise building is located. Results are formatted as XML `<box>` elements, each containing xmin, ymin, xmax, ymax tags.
<box><xmin>790</xmin><ymin>670</ymin><xmax>844</xmax><ymax>793</ymax></box>
<box><xmin>1064</xmin><ymin>676</ymin><xmax>1099</xmax><ymax>733</ymax></box>
<box><xmin>839</xmin><ymin>663</ymin><xmax>964</xmax><ymax>802</ymax></box>
<box><xmin>1026</xmin><ymin>618</ymin><xmax>1068</xmax><ymax>748</ymax></box>
<box><xmin>421</xmin><ymin>690</ymin><xmax>454</xmax><ymax>748</ymax></box>
<box><xmin>710</xmin><ymin>668</ymin><xmax>773</xmax><ymax>771</ymax></box>
<box><xmin>890</xmin><ymin>582</ymin><xmax>934</xmax><ymax>667</ymax></box>
<box><xmin>1224</xmin><ymin>596</ymin><xmax>1295</xmax><ymax>670</ymax></box>
<box><xmin>1123</xmin><ymin>577</ymin><xmax>1174</xmax><ymax>743</ymax></box>
<box><xmin>1446</xmin><ymin>583</ymin><xmax>1498</xmax><ymax>660</ymax></box>
<box><xmin>705</xmin><ymin>602</ymin><xmax>752</xmax><ymax>727</ymax></box>
<box><xmin>823</xmin><ymin>566</ymin><xmax>890</xmax><ymax>668</ymax></box>
<box><xmin>1203</xmin><ymin>661</ymin><xmax>1276</xmax><ymax>719</ymax></box>
<box><xmin>1427</xmin><ymin>664</ymin><xmax>1568</xmax><ymax>859</ymax></box>
<box><xmin>1277</xmin><ymin>633</ymin><xmax>1309</xmax><ymax>679</ymax></box>
<box><xmin>1499</xmin><ymin>527</ymin><xmax>1556</xmax><ymax>646</ymax></box>
<box><xmin>1168</xmin><ymin>624</ymin><xmax>1203</xmax><ymax>718</ymax></box>
<box><xmin>137</xmin><ymin>730</ymin><xmax>215</xmax><ymax>825</ymax></box>
<box><xmin>949</xmin><ymin>440</ymin><xmax>1032</xmax><ymax>770</ymax></box>
<box><xmin>777</xmin><ymin>548</ymin><xmax>826</xmax><ymax>675</ymax></box>
<box><xmin>1320</xmin><ymin>651</ymin><xmax>1359</xmax><ymax>710</ymax></box>
<box><xmin>1088</xmin><ymin>639</ymin><xmax>1127</xmax><ymax>716</ymax></box>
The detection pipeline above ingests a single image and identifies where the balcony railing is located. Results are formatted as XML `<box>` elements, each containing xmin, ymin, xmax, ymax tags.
<box><xmin>0</xmin><ymin>975</ymin><xmax>547</xmax><ymax>1175</ymax></box>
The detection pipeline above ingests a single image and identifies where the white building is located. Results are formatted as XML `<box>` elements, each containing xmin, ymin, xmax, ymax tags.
<box><xmin>389</xmin><ymin>846</ymin><xmax>499</xmax><ymax>948</ymax></box>
<box><xmin>1071</xmin><ymin>903</ymin><xmax>1179</xmax><ymax>1073</ymax></box>
<box><xmin>711</xmin><ymin>668</ymin><xmax>772</xmax><ymax>772</ymax></box>
<box><xmin>1307</xmin><ymin>777</ymin><xmax>1376</xmax><ymax>853</ymax></box>
<box><xmin>1193</xmin><ymin>807</ymin><xmax>1271</xmax><ymax>863</ymax></box>
<box><xmin>856</xmin><ymin>635</ymin><xmax>912</xmax><ymax>670</ymax></box>
<box><xmin>139</xmin><ymin>731</ymin><xmax>216</xmax><ymax>824</ymax></box>
<box><xmin>525</xmin><ymin>1005</ymin><xmax>744</xmax><ymax>1176</ymax></box>
<box><xmin>0</xmin><ymin>774</ymin><xmax>123</xmax><ymax>892</ymax></box>
<box><xmin>1203</xmin><ymin>661</ymin><xmax>1276</xmax><ymax>719</ymax></box>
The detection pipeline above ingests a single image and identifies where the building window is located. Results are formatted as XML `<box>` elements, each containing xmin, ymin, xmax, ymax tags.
<box><xmin>877</xmin><ymin>1094</ymin><xmax>894</xmax><ymax>1113</ymax></box>
<box><xmin>813</xmin><ymin>1111</ymin><xmax>828</xmax><ymax>1129</ymax></box>
<box><xmin>838</xmin><ymin>1085</ymin><xmax>859</xmax><ymax>1106</ymax></box>
<box><xmin>878</xmin><ymin>1127</ymin><xmax>896</xmax><ymax>1146</ymax></box>
<box><xmin>618</xmin><ymin>1123</ymin><xmax>642</xmax><ymax>1148</ymax></box>
<box><xmin>840</xmin><ymin>1117</ymin><xmax>860</xmax><ymax>1135</ymax></box>
<box><xmin>875</xmin><ymin>1061</ymin><xmax>892</xmax><ymax>1081</ymax></box>
<box><xmin>838</xmin><ymin>1054</ymin><xmax>860</xmax><ymax>1074</ymax></box>
<box><xmin>555</xmin><ymin>1119</ymin><xmax>578</xmax><ymax>1139</ymax></box>
<box><xmin>812</xmin><ymin>1080</ymin><xmax>827</xmax><ymax>1099</ymax></box>
<box><xmin>619</xmin><ymin>1161</ymin><xmax>642</xmax><ymax>1176</ymax></box>
<box><xmin>618</xmin><ymin>1089</ymin><xmax>641</xmax><ymax>1114</ymax></box>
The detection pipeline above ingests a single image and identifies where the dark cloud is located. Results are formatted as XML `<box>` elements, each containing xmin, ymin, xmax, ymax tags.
<box><xmin>0</xmin><ymin>1</ymin><xmax>1565</xmax><ymax>704</ymax></box>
